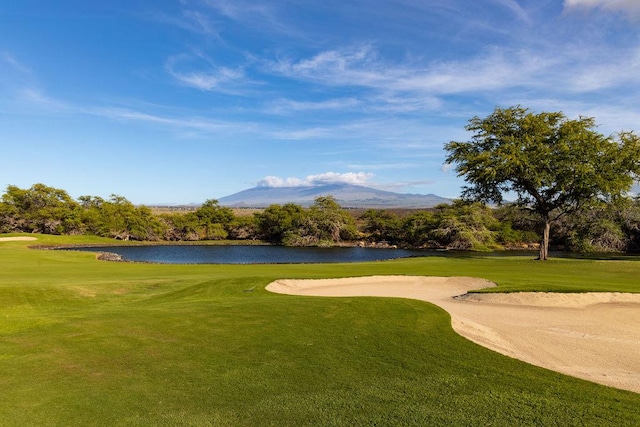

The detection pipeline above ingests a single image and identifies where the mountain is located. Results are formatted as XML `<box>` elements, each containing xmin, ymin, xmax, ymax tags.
<box><xmin>218</xmin><ymin>184</ymin><xmax>451</xmax><ymax>208</ymax></box>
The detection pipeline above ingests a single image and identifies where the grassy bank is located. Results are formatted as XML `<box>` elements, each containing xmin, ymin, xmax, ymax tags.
<box><xmin>1</xmin><ymin>234</ymin><xmax>639</xmax><ymax>426</ymax></box>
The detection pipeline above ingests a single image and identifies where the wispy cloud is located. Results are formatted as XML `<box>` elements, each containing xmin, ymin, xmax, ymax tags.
<box><xmin>19</xmin><ymin>88</ymin><xmax>72</xmax><ymax>112</ymax></box>
<box><xmin>267</xmin><ymin>97</ymin><xmax>362</xmax><ymax>114</ymax></box>
<box><xmin>9</xmin><ymin>83</ymin><xmax>448</xmax><ymax>149</ymax></box>
<box><xmin>1</xmin><ymin>51</ymin><xmax>37</xmax><ymax>98</ymax></box>
<box><xmin>268</xmin><ymin>45</ymin><xmax>554</xmax><ymax>96</ymax></box>
<box><xmin>181</xmin><ymin>9</ymin><xmax>218</xmax><ymax>35</ymax></box>
<box><xmin>165</xmin><ymin>53</ymin><xmax>247</xmax><ymax>92</ymax></box>
<box><xmin>565</xmin><ymin>46</ymin><xmax>640</xmax><ymax>91</ymax></box>
<box><xmin>267</xmin><ymin>93</ymin><xmax>442</xmax><ymax>115</ymax></box>
<box><xmin>200</xmin><ymin>0</ymin><xmax>300</xmax><ymax>37</ymax></box>
<box><xmin>170</xmin><ymin>67</ymin><xmax>244</xmax><ymax>91</ymax></box>
<box><xmin>162</xmin><ymin>0</ymin><xmax>638</xmax><ymax>131</ymax></box>
<box><xmin>491</xmin><ymin>0</ymin><xmax>533</xmax><ymax>24</ymax></box>
<box><xmin>390</xmin><ymin>48</ymin><xmax>551</xmax><ymax>94</ymax></box>
<box><xmin>148</xmin><ymin>9</ymin><xmax>220</xmax><ymax>37</ymax></box>
<box><xmin>268</xmin><ymin>39</ymin><xmax>640</xmax><ymax>104</ymax></box>
<box><xmin>345</xmin><ymin>162</ymin><xmax>422</xmax><ymax>171</ymax></box>
<box><xmin>94</xmin><ymin>106</ymin><xmax>248</xmax><ymax>134</ymax></box>
<box><xmin>268</xmin><ymin>46</ymin><xmax>383</xmax><ymax>88</ymax></box>
<box><xmin>1</xmin><ymin>51</ymin><xmax>31</xmax><ymax>74</ymax></box>
<box><xmin>366</xmin><ymin>94</ymin><xmax>443</xmax><ymax>113</ymax></box>
<box><xmin>269</xmin><ymin>126</ymin><xmax>337</xmax><ymax>140</ymax></box>
<box><xmin>564</xmin><ymin>0</ymin><xmax>640</xmax><ymax>18</ymax></box>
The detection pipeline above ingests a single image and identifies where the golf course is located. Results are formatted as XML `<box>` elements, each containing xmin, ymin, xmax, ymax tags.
<box><xmin>1</xmin><ymin>233</ymin><xmax>640</xmax><ymax>426</ymax></box>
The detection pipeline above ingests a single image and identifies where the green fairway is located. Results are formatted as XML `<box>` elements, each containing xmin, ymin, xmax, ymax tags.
<box><xmin>1</xmin><ymin>234</ymin><xmax>639</xmax><ymax>426</ymax></box>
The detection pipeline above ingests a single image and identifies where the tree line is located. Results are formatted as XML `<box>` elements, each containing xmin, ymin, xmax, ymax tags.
<box><xmin>2</xmin><ymin>183</ymin><xmax>639</xmax><ymax>253</ymax></box>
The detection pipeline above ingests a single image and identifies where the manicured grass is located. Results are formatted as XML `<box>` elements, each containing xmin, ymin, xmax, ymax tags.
<box><xmin>1</xmin><ymin>234</ymin><xmax>639</xmax><ymax>426</ymax></box>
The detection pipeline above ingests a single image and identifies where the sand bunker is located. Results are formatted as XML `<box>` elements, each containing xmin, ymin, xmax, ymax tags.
<box><xmin>267</xmin><ymin>276</ymin><xmax>640</xmax><ymax>394</ymax></box>
<box><xmin>0</xmin><ymin>236</ymin><xmax>38</xmax><ymax>241</ymax></box>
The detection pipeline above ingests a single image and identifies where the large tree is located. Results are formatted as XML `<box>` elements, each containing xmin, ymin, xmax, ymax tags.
<box><xmin>309</xmin><ymin>196</ymin><xmax>358</xmax><ymax>243</ymax></box>
<box><xmin>1</xmin><ymin>183</ymin><xmax>82</xmax><ymax>234</ymax></box>
<box><xmin>444</xmin><ymin>106</ymin><xmax>640</xmax><ymax>260</ymax></box>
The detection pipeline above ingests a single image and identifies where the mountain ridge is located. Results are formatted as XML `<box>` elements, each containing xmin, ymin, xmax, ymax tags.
<box><xmin>218</xmin><ymin>184</ymin><xmax>451</xmax><ymax>208</ymax></box>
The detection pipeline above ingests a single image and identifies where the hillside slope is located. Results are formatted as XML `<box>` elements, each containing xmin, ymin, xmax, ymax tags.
<box><xmin>218</xmin><ymin>184</ymin><xmax>451</xmax><ymax>208</ymax></box>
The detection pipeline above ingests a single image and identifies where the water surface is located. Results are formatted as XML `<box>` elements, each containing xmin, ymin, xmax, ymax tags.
<box><xmin>71</xmin><ymin>244</ymin><xmax>430</xmax><ymax>264</ymax></box>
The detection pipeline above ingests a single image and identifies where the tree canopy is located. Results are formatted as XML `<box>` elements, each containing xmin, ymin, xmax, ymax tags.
<box><xmin>445</xmin><ymin>106</ymin><xmax>640</xmax><ymax>259</ymax></box>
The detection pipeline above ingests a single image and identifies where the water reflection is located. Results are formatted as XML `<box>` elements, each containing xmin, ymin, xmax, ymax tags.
<box><xmin>70</xmin><ymin>244</ymin><xmax>432</xmax><ymax>264</ymax></box>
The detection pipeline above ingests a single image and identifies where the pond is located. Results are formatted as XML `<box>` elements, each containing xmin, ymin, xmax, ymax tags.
<box><xmin>65</xmin><ymin>245</ymin><xmax>633</xmax><ymax>264</ymax></box>
<box><xmin>69</xmin><ymin>244</ymin><xmax>436</xmax><ymax>264</ymax></box>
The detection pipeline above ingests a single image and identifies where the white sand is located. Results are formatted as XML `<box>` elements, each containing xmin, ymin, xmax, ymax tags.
<box><xmin>0</xmin><ymin>236</ymin><xmax>38</xmax><ymax>241</ymax></box>
<box><xmin>267</xmin><ymin>276</ymin><xmax>640</xmax><ymax>394</ymax></box>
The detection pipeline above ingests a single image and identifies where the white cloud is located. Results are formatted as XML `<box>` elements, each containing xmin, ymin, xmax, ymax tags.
<box><xmin>94</xmin><ymin>107</ymin><xmax>246</xmax><ymax>134</ymax></box>
<box><xmin>268</xmin><ymin>46</ymin><xmax>382</xmax><ymax>87</ymax></box>
<box><xmin>148</xmin><ymin>9</ymin><xmax>220</xmax><ymax>37</ymax></box>
<box><xmin>565</xmin><ymin>46</ymin><xmax>640</xmax><ymax>91</ymax></box>
<box><xmin>1</xmin><ymin>52</ymin><xmax>31</xmax><ymax>74</ymax></box>
<box><xmin>391</xmin><ymin>50</ymin><xmax>543</xmax><ymax>94</ymax></box>
<box><xmin>201</xmin><ymin>0</ymin><xmax>299</xmax><ymax>37</ymax></box>
<box><xmin>269</xmin><ymin>126</ymin><xmax>335</xmax><ymax>140</ymax></box>
<box><xmin>564</xmin><ymin>0</ymin><xmax>640</xmax><ymax>17</ymax></box>
<box><xmin>181</xmin><ymin>10</ymin><xmax>217</xmax><ymax>35</ymax></box>
<box><xmin>165</xmin><ymin>54</ymin><xmax>245</xmax><ymax>92</ymax></box>
<box><xmin>366</xmin><ymin>94</ymin><xmax>443</xmax><ymax>113</ymax></box>
<box><xmin>257</xmin><ymin>176</ymin><xmax>305</xmax><ymax>187</ymax></box>
<box><xmin>268</xmin><ymin>39</ymin><xmax>640</xmax><ymax>108</ymax></box>
<box><xmin>268</xmin><ymin>97</ymin><xmax>361</xmax><ymax>113</ymax></box>
<box><xmin>269</xmin><ymin>45</ymin><xmax>558</xmax><ymax>96</ymax></box>
<box><xmin>203</xmin><ymin>0</ymin><xmax>270</xmax><ymax>21</ymax></box>
<box><xmin>345</xmin><ymin>161</ymin><xmax>428</xmax><ymax>171</ymax></box>
<box><xmin>19</xmin><ymin>88</ymin><xmax>71</xmax><ymax>112</ymax></box>
<box><xmin>491</xmin><ymin>0</ymin><xmax>532</xmax><ymax>24</ymax></box>
<box><xmin>440</xmin><ymin>163</ymin><xmax>455</xmax><ymax>174</ymax></box>
<box><xmin>267</xmin><ymin>93</ymin><xmax>442</xmax><ymax>115</ymax></box>
<box><xmin>257</xmin><ymin>172</ymin><xmax>374</xmax><ymax>187</ymax></box>
<box><xmin>172</xmin><ymin>67</ymin><xmax>244</xmax><ymax>91</ymax></box>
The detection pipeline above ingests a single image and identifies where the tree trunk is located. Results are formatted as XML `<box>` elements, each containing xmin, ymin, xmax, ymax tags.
<box><xmin>539</xmin><ymin>219</ymin><xmax>551</xmax><ymax>260</ymax></box>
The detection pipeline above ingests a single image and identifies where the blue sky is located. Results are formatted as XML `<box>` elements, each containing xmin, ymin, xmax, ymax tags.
<box><xmin>1</xmin><ymin>0</ymin><xmax>639</xmax><ymax>204</ymax></box>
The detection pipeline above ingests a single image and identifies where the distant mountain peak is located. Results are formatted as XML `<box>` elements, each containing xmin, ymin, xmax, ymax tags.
<box><xmin>218</xmin><ymin>184</ymin><xmax>451</xmax><ymax>208</ymax></box>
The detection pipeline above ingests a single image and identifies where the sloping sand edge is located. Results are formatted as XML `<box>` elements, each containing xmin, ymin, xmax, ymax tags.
<box><xmin>267</xmin><ymin>276</ymin><xmax>640</xmax><ymax>394</ymax></box>
<box><xmin>0</xmin><ymin>236</ymin><xmax>38</xmax><ymax>241</ymax></box>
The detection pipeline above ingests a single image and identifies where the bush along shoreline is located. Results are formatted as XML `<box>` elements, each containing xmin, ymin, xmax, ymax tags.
<box><xmin>2</xmin><ymin>183</ymin><xmax>639</xmax><ymax>253</ymax></box>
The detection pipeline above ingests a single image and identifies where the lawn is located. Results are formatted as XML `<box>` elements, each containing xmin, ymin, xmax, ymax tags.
<box><xmin>1</xmin><ymin>234</ymin><xmax>639</xmax><ymax>426</ymax></box>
